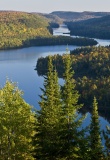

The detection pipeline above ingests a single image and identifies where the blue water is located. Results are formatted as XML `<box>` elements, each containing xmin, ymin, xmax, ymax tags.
<box><xmin>0</xmin><ymin>45</ymin><xmax>77</xmax><ymax>109</ymax></box>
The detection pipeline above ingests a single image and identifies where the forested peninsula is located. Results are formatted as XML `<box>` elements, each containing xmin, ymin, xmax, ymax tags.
<box><xmin>0</xmin><ymin>11</ymin><xmax>97</xmax><ymax>50</ymax></box>
<box><xmin>36</xmin><ymin>46</ymin><xmax>110</xmax><ymax>109</ymax></box>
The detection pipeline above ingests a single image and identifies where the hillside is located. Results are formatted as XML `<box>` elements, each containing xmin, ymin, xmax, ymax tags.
<box><xmin>42</xmin><ymin>13</ymin><xmax>63</xmax><ymax>25</ymax></box>
<box><xmin>51</xmin><ymin>11</ymin><xmax>110</xmax><ymax>22</ymax></box>
<box><xmin>66</xmin><ymin>15</ymin><xmax>110</xmax><ymax>39</ymax></box>
<box><xmin>32</xmin><ymin>12</ymin><xmax>63</xmax><ymax>27</ymax></box>
<box><xmin>0</xmin><ymin>11</ymin><xmax>51</xmax><ymax>49</ymax></box>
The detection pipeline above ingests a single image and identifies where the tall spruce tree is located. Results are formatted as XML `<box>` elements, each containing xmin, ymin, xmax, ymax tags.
<box><xmin>61</xmin><ymin>52</ymin><xmax>85</xmax><ymax>159</ymax></box>
<box><xmin>35</xmin><ymin>56</ymin><xmax>62</xmax><ymax>160</ymax></box>
<box><xmin>89</xmin><ymin>97</ymin><xmax>103</xmax><ymax>160</ymax></box>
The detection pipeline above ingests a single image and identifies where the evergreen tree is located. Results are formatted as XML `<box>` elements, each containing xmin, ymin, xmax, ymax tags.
<box><xmin>0</xmin><ymin>80</ymin><xmax>35</xmax><ymax>160</ymax></box>
<box><xmin>35</xmin><ymin>56</ymin><xmax>62</xmax><ymax>160</ymax></box>
<box><xmin>103</xmin><ymin>126</ymin><xmax>110</xmax><ymax>159</ymax></box>
<box><xmin>89</xmin><ymin>97</ymin><xmax>103</xmax><ymax>160</ymax></box>
<box><xmin>61</xmin><ymin>52</ymin><xmax>85</xmax><ymax>159</ymax></box>
<box><xmin>35</xmin><ymin>53</ymin><xmax>87</xmax><ymax>160</ymax></box>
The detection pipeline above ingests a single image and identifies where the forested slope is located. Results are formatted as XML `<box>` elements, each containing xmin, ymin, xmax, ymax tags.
<box><xmin>0</xmin><ymin>11</ymin><xmax>51</xmax><ymax>49</ymax></box>
<box><xmin>66</xmin><ymin>15</ymin><xmax>110</xmax><ymax>39</ymax></box>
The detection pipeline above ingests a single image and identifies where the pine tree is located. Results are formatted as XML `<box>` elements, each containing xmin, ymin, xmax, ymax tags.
<box><xmin>35</xmin><ymin>56</ymin><xmax>62</xmax><ymax>160</ymax></box>
<box><xmin>0</xmin><ymin>80</ymin><xmax>35</xmax><ymax>160</ymax></box>
<box><xmin>89</xmin><ymin>97</ymin><xmax>103</xmax><ymax>160</ymax></box>
<box><xmin>61</xmin><ymin>52</ymin><xmax>85</xmax><ymax>159</ymax></box>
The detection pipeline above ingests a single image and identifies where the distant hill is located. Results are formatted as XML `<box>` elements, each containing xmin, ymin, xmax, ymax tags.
<box><xmin>65</xmin><ymin>15</ymin><xmax>110</xmax><ymax>39</ymax></box>
<box><xmin>32</xmin><ymin>12</ymin><xmax>63</xmax><ymax>27</ymax></box>
<box><xmin>38</xmin><ymin>13</ymin><xmax>63</xmax><ymax>28</ymax></box>
<box><xmin>42</xmin><ymin>13</ymin><xmax>63</xmax><ymax>24</ymax></box>
<box><xmin>51</xmin><ymin>11</ymin><xmax>110</xmax><ymax>22</ymax></box>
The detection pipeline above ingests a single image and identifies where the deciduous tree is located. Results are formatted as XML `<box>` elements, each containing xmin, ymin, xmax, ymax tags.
<box><xmin>0</xmin><ymin>80</ymin><xmax>35</xmax><ymax>160</ymax></box>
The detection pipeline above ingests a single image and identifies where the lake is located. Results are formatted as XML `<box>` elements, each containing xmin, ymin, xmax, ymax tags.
<box><xmin>0</xmin><ymin>24</ymin><xmax>110</xmax><ymax>129</ymax></box>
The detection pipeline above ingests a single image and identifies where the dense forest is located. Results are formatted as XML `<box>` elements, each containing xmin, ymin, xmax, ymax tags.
<box><xmin>0</xmin><ymin>11</ymin><xmax>51</xmax><ymax>49</ymax></box>
<box><xmin>36</xmin><ymin>46</ymin><xmax>110</xmax><ymax>108</ymax></box>
<box><xmin>24</xmin><ymin>36</ymin><xmax>97</xmax><ymax>47</ymax></box>
<box><xmin>0</xmin><ymin>11</ymin><xmax>97</xmax><ymax>50</ymax></box>
<box><xmin>65</xmin><ymin>15</ymin><xmax>110</xmax><ymax>39</ymax></box>
<box><xmin>1</xmin><ymin>55</ymin><xmax>110</xmax><ymax>159</ymax></box>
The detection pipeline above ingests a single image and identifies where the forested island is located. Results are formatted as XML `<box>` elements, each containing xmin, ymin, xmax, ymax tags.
<box><xmin>0</xmin><ymin>11</ymin><xmax>97</xmax><ymax>50</ymax></box>
<box><xmin>36</xmin><ymin>46</ymin><xmax>110</xmax><ymax>108</ymax></box>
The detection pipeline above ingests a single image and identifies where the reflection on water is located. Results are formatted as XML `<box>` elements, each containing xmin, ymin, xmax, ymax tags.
<box><xmin>53</xmin><ymin>24</ymin><xmax>70</xmax><ymax>36</ymax></box>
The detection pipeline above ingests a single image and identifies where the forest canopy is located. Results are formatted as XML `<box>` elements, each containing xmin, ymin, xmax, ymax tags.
<box><xmin>36</xmin><ymin>46</ymin><xmax>110</xmax><ymax>108</ymax></box>
<box><xmin>0</xmin><ymin>11</ymin><xmax>51</xmax><ymax>49</ymax></box>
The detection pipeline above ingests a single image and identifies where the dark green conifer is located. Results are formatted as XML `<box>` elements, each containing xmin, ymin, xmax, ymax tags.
<box><xmin>61</xmin><ymin>52</ymin><xmax>85</xmax><ymax>159</ymax></box>
<box><xmin>35</xmin><ymin>56</ymin><xmax>62</xmax><ymax>160</ymax></box>
<box><xmin>89</xmin><ymin>97</ymin><xmax>103</xmax><ymax>160</ymax></box>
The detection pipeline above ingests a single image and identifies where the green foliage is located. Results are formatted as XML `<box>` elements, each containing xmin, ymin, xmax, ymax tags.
<box><xmin>89</xmin><ymin>97</ymin><xmax>103</xmax><ymax>160</ymax></box>
<box><xmin>34</xmin><ymin>56</ymin><xmax>63</xmax><ymax>160</ymax></box>
<box><xmin>0</xmin><ymin>80</ymin><xmax>36</xmax><ymax>160</ymax></box>
<box><xmin>60</xmin><ymin>53</ymin><xmax>86</xmax><ymax>159</ymax></box>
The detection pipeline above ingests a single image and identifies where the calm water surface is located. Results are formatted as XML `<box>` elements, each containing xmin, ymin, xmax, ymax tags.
<box><xmin>0</xmin><ymin>45</ymin><xmax>77</xmax><ymax>109</ymax></box>
<box><xmin>0</xmin><ymin>25</ymin><xmax>110</xmax><ymax>129</ymax></box>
